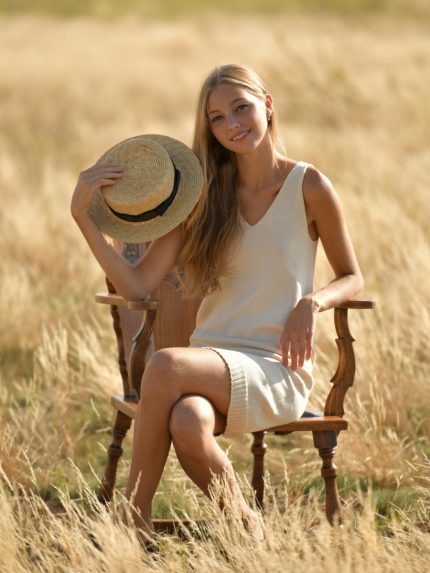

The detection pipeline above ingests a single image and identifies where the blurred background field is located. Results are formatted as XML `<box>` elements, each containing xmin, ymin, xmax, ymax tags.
<box><xmin>0</xmin><ymin>1</ymin><xmax>429</xmax><ymax>570</ymax></box>
<box><xmin>1</xmin><ymin>0</ymin><xmax>430</xmax><ymax>19</ymax></box>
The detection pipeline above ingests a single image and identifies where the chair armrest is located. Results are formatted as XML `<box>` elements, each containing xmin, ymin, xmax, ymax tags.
<box><xmin>96</xmin><ymin>288</ymin><xmax>159</xmax><ymax>399</ymax></box>
<box><xmin>95</xmin><ymin>292</ymin><xmax>159</xmax><ymax>310</ymax></box>
<box><xmin>336</xmin><ymin>299</ymin><xmax>375</xmax><ymax>310</ymax></box>
<box><xmin>324</xmin><ymin>298</ymin><xmax>375</xmax><ymax>417</ymax></box>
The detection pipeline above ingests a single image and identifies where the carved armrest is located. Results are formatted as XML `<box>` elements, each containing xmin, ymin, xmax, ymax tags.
<box><xmin>325</xmin><ymin>299</ymin><xmax>375</xmax><ymax>417</ymax></box>
<box><xmin>336</xmin><ymin>300</ymin><xmax>375</xmax><ymax>310</ymax></box>
<box><xmin>96</xmin><ymin>288</ymin><xmax>159</xmax><ymax>400</ymax></box>
<box><xmin>95</xmin><ymin>292</ymin><xmax>159</xmax><ymax>310</ymax></box>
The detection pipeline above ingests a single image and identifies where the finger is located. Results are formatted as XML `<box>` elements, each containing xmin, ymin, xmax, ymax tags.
<box><xmin>98</xmin><ymin>166</ymin><xmax>124</xmax><ymax>173</ymax></box>
<box><xmin>88</xmin><ymin>168</ymin><xmax>124</xmax><ymax>177</ymax></box>
<box><xmin>94</xmin><ymin>162</ymin><xmax>124</xmax><ymax>168</ymax></box>
<box><xmin>88</xmin><ymin>171</ymin><xmax>124</xmax><ymax>180</ymax></box>
<box><xmin>99</xmin><ymin>178</ymin><xmax>122</xmax><ymax>186</ymax></box>
<box><xmin>289</xmin><ymin>337</ymin><xmax>298</xmax><ymax>370</ymax></box>
<box><xmin>297</xmin><ymin>339</ymin><xmax>306</xmax><ymax>368</ymax></box>
<box><xmin>83</xmin><ymin>164</ymin><xmax>124</xmax><ymax>175</ymax></box>
<box><xmin>86</xmin><ymin>175</ymin><xmax>123</xmax><ymax>188</ymax></box>
<box><xmin>87</xmin><ymin>177</ymin><xmax>122</xmax><ymax>189</ymax></box>
<box><xmin>280</xmin><ymin>334</ymin><xmax>290</xmax><ymax>367</ymax></box>
<box><xmin>305</xmin><ymin>331</ymin><xmax>313</xmax><ymax>361</ymax></box>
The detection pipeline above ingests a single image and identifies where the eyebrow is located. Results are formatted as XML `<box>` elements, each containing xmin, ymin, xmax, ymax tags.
<box><xmin>207</xmin><ymin>97</ymin><xmax>247</xmax><ymax>116</ymax></box>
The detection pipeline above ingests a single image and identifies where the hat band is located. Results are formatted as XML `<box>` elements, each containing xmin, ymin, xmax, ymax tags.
<box><xmin>105</xmin><ymin>165</ymin><xmax>181</xmax><ymax>223</ymax></box>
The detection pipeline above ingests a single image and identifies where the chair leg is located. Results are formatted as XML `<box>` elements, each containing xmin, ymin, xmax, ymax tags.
<box><xmin>251</xmin><ymin>431</ymin><xmax>267</xmax><ymax>511</ymax></box>
<box><xmin>312</xmin><ymin>430</ymin><xmax>342</xmax><ymax>525</ymax></box>
<box><xmin>98</xmin><ymin>409</ymin><xmax>132</xmax><ymax>504</ymax></box>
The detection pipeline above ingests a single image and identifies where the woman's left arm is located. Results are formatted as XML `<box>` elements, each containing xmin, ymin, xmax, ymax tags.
<box><xmin>279</xmin><ymin>167</ymin><xmax>364</xmax><ymax>371</ymax></box>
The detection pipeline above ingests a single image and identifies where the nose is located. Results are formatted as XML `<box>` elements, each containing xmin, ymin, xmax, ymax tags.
<box><xmin>226</xmin><ymin>112</ymin><xmax>240</xmax><ymax>130</ymax></box>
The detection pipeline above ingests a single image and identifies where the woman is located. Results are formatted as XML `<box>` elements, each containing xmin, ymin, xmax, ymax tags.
<box><xmin>71</xmin><ymin>64</ymin><xmax>363</xmax><ymax>539</ymax></box>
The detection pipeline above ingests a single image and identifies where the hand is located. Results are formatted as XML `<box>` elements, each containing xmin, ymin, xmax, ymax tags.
<box><xmin>71</xmin><ymin>162</ymin><xmax>124</xmax><ymax>220</ymax></box>
<box><xmin>278</xmin><ymin>297</ymin><xmax>319</xmax><ymax>370</ymax></box>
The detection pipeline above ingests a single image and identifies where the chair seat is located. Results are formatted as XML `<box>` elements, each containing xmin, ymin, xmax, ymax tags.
<box><xmin>112</xmin><ymin>395</ymin><xmax>139</xmax><ymax>418</ymax></box>
<box><xmin>267</xmin><ymin>416</ymin><xmax>348</xmax><ymax>432</ymax></box>
<box><xmin>112</xmin><ymin>396</ymin><xmax>348</xmax><ymax>432</ymax></box>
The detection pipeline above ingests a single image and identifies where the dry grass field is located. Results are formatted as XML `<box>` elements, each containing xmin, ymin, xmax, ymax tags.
<box><xmin>0</xmin><ymin>3</ymin><xmax>429</xmax><ymax>571</ymax></box>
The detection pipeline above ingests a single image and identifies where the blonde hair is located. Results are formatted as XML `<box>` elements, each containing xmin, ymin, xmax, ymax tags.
<box><xmin>179</xmin><ymin>63</ymin><xmax>283</xmax><ymax>298</ymax></box>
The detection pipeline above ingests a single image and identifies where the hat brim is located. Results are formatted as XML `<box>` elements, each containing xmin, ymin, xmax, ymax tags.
<box><xmin>89</xmin><ymin>134</ymin><xmax>203</xmax><ymax>242</ymax></box>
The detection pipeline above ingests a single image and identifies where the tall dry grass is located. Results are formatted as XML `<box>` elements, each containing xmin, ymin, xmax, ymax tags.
<box><xmin>1</xmin><ymin>463</ymin><xmax>430</xmax><ymax>572</ymax></box>
<box><xmin>0</xmin><ymin>11</ymin><xmax>429</xmax><ymax>570</ymax></box>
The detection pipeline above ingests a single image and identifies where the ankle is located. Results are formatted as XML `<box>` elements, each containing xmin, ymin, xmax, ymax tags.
<box><xmin>135</xmin><ymin>514</ymin><xmax>154</xmax><ymax>532</ymax></box>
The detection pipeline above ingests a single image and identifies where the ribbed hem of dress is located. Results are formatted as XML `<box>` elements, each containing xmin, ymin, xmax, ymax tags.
<box><xmin>203</xmin><ymin>347</ymin><xmax>248</xmax><ymax>438</ymax></box>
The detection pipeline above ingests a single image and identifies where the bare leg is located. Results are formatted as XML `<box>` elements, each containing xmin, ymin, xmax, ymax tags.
<box><xmin>125</xmin><ymin>347</ymin><xmax>232</xmax><ymax>531</ymax></box>
<box><xmin>169</xmin><ymin>395</ymin><xmax>261</xmax><ymax>526</ymax></box>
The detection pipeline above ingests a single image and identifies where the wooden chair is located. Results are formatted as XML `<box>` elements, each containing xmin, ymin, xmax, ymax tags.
<box><xmin>95</xmin><ymin>241</ymin><xmax>374</xmax><ymax>531</ymax></box>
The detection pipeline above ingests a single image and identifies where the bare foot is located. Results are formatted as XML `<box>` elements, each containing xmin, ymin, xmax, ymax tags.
<box><xmin>241</xmin><ymin>508</ymin><xmax>265</xmax><ymax>541</ymax></box>
<box><xmin>136</xmin><ymin>527</ymin><xmax>159</xmax><ymax>553</ymax></box>
<box><xmin>116</xmin><ymin>504</ymin><xmax>155</xmax><ymax>535</ymax></box>
<box><xmin>132</xmin><ymin>513</ymin><xmax>155</xmax><ymax>536</ymax></box>
<box><xmin>130</xmin><ymin>512</ymin><xmax>157</xmax><ymax>552</ymax></box>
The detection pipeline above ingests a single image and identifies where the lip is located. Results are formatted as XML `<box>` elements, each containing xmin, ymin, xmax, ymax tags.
<box><xmin>230</xmin><ymin>129</ymin><xmax>251</xmax><ymax>142</ymax></box>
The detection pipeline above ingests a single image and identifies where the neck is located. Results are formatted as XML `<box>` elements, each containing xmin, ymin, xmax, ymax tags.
<box><xmin>235</xmin><ymin>136</ymin><xmax>285</xmax><ymax>191</ymax></box>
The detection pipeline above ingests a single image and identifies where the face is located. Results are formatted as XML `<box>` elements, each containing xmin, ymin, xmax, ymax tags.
<box><xmin>206</xmin><ymin>83</ymin><xmax>273</xmax><ymax>154</ymax></box>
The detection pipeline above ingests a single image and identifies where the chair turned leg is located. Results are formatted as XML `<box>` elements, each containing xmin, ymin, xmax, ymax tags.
<box><xmin>312</xmin><ymin>430</ymin><xmax>342</xmax><ymax>525</ymax></box>
<box><xmin>251</xmin><ymin>431</ymin><xmax>267</xmax><ymax>510</ymax></box>
<box><xmin>98</xmin><ymin>409</ymin><xmax>132</xmax><ymax>504</ymax></box>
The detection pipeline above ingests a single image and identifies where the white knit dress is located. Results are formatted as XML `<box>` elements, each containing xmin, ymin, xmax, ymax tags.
<box><xmin>189</xmin><ymin>162</ymin><xmax>318</xmax><ymax>438</ymax></box>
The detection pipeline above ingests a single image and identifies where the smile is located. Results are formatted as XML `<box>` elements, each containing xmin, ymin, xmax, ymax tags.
<box><xmin>231</xmin><ymin>129</ymin><xmax>251</xmax><ymax>142</ymax></box>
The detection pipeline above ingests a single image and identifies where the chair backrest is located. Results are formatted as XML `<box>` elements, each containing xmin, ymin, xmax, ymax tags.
<box><xmin>151</xmin><ymin>270</ymin><xmax>201</xmax><ymax>351</ymax></box>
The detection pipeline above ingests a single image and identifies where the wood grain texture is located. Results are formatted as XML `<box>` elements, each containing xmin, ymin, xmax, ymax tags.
<box><xmin>324</xmin><ymin>307</ymin><xmax>355</xmax><ymax>417</ymax></box>
<box><xmin>105</xmin><ymin>277</ymin><xmax>131</xmax><ymax>398</ymax></box>
<box><xmin>98</xmin><ymin>409</ymin><xmax>132</xmax><ymax>504</ymax></box>
<box><xmin>95</xmin><ymin>293</ymin><xmax>159</xmax><ymax>310</ymax></box>
<box><xmin>337</xmin><ymin>300</ymin><xmax>375</xmax><ymax>309</ymax></box>
<box><xmin>128</xmin><ymin>307</ymin><xmax>157</xmax><ymax>398</ymax></box>
<box><xmin>313</xmin><ymin>430</ymin><xmax>343</xmax><ymax>524</ymax></box>
<box><xmin>251</xmin><ymin>431</ymin><xmax>267</xmax><ymax>509</ymax></box>
<box><xmin>269</xmin><ymin>416</ymin><xmax>348</xmax><ymax>433</ymax></box>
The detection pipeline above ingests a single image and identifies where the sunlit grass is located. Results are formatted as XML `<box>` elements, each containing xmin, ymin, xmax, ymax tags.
<box><xmin>1</xmin><ymin>465</ymin><xmax>429</xmax><ymax>572</ymax></box>
<box><xmin>0</xmin><ymin>9</ymin><xmax>429</xmax><ymax>570</ymax></box>
<box><xmin>1</xmin><ymin>0</ymin><xmax>429</xmax><ymax>19</ymax></box>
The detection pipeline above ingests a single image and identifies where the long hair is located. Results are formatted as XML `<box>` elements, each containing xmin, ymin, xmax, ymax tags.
<box><xmin>178</xmin><ymin>63</ymin><xmax>283</xmax><ymax>298</ymax></box>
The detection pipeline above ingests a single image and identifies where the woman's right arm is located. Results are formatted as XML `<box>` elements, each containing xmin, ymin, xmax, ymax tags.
<box><xmin>71</xmin><ymin>162</ymin><xmax>184</xmax><ymax>301</ymax></box>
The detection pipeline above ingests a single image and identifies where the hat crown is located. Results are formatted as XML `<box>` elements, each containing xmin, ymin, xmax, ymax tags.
<box><xmin>101</xmin><ymin>139</ymin><xmax>175</xmax><ymax>216</ymax></box>
<box><xmin>90</xmin><ymin>133</ymin><xmax>203</xmax><ymax>243</ymax></box>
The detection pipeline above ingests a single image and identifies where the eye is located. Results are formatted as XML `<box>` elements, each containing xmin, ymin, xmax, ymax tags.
<box><xmin>236</xmin><ymin>103</ymin><xmax>248</xmax><ymax>111</ymax></box>
<box><xmin>210</xmin><ymin>115</ymin><xmax>223</xmax><ymax>123</ymax></box>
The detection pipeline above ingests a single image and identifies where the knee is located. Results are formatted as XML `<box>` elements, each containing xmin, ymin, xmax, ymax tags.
<box><xmin>145</xmin><ymin>348</ymin><xmax>181</xmax><ymax>376</ymax></box>
<box><xmin>140</xmin><ymin>348</ymin><xmax>183</xmax><ymax>400</ymax></box>
<box><xmin>169</xmin><ymin>396</ymin><xmax>215</xmax><ymax>456</ymax></box>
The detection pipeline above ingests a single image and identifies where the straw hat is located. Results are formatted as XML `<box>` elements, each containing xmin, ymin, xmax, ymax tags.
<box><xmin>89</xmin><ymin>134</ymin><xmax>204</xmax><ymax>242</ymax></box>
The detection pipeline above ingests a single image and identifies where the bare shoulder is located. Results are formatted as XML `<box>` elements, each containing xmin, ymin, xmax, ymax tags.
<box><xmin>302</xmin><ymin>165</ymin><xmax>343</xmax><ymax>223</ymax></box>
<box><xmin>303</xmin><ymin>165</ymin><xmax>337</xmax><ymax>201</ymax></box>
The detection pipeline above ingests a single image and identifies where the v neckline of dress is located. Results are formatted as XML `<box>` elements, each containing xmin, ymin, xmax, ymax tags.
<box><xmin>239</xmin><ymin>162</ymin><xmax>301</xmax><ymax>229</ymax></box>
